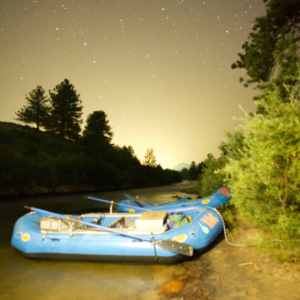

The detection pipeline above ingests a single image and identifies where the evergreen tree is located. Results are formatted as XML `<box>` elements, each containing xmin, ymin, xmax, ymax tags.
<box><xmin>83</xmin><ymin>110</ymin><xmax>113</xmax><ymax>143</ymax></box>
<box><xmin>48</xmin><ymin>79</ymin><xmax>83</xmax><ymax>141</ymax></box>
<box><xmin>127</xmin><ymin>146</ymin><xmax>135</xmax><ymax>157</ymax></box>
<box><xmin>143</xmin><ymin>148</ymin><xmax>157</xmax><ymax>167</ymax></box>
<box><xmin>15</xmin><ymin>86</ymin><xmax>50</xmax><ymax>131</ymax></box>
<box><xmin>189</xmin><ymin>161</ymin><xmax>198</xmax><ymax>180</ymax></box>
<box><xmin>232</xmin><ymin>0</ymin><xmax>300</xmax><ymax>90</ymax></box>
<box><xmin>179</xmin><ymin>167</ymin><xmax>189</xmax><ymax>180</ymax></box>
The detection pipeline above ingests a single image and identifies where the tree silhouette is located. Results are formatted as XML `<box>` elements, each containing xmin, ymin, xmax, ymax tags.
<box><xmin>48</xmin><ymin>79</ymin><xmax>83</xmax><ymax>141</ymax></box>
<box><xmin>231</xmin><ymin>0</ymin><xmax>300</xmax><ymax>90</ymax></box>
<box><xmin>82</xmin><ymin>110</ymin><xmax>113</xmax><ymax>143</ymax></box>
<box><xmin>15</xmin><ymin>86</ymin><xmax>50</xmax><ymax>131</ymax></box>
<box><xmin>143</xmin><ymin>148</ymin><xmax>157</xmax><ymax>167</ymax></box>
<box><xmin>189</xmin><ymin>161</ymin><xmax>198</xmax><ymax>180</ymax></box>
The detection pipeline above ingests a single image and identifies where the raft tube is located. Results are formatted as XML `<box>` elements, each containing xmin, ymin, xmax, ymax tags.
<box><xmin>117</xmin><ymin>187</ymin><xmax>231</xmax><ymax>214</ymax></box>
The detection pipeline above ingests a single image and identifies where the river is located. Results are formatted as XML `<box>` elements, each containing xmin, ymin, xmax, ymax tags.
<box><xmin>0</xmin><ymin>181</ymin><xmax>199</xmax><ymax>300</ymax></box>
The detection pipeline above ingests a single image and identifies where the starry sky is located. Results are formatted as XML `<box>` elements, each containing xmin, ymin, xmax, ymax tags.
<box><xmin>0</xmin><ymin>0</ymin><xmax>267</xmax><ymax>169</ymax></box>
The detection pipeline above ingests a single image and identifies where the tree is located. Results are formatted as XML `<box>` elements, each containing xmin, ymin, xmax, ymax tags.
<box><xmin>15</xmin><ymin>86</ymin><xmax>50</xmax><ymax>131</ymax></box>
<box><xmin>232</xmin><ymin>0</ymin><xmax>300</xmax><ymax>90</ymax></box>
<box><xmin>82</xmin><ymin>110</ymin><xmax>113</xmax><ymax>143</ymax></box>
<box><xmin>127</xmin><ymin>146</ymin><xmax>135</xmax><ymax>157</ymax></box>
<box><xmin>48</xmin><ymin>79</ymin><xmax>83</xmax><ymax>141</ymax></box>
<box><xmin>197</xmin><ymin>162</ymin><xmax>205</xmax><ymax>177</ymax></box>
<box><xmin>179</xmin><ymin>167</ymin><xmax>189</xmax><ymax>180</ymax></box>
<box><xmin>143</xmin><ymin>148</ymin><xmax>157</xmax><ymax>167</ymax></box>
<box><xmin>189</xmin><ymin>161</ymin><xmax>198</xmax><ymax>180</ymax></box>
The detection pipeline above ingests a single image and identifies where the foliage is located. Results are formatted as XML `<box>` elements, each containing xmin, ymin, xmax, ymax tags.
<box><xmin>197</xmin><ymin>130</ymin><xmax>247</xmax><ymax>197</ymax></box>
<box><xmin>220</xmin><ymin>83</ymin><xmax>300</xmax><ymax>247</ymax></box>
<box><xmin>48</xmin><ymin>79</ymin><xmax>83</xmax><ymax>141</ymax></box>
<box><xmin>179</xmin><ymin>167</ymin><xmax>189</xmax><ymax>180</ymax></box>
<box><xmin>143</xmin><ymin>148</ymin><xmax>157</xmax><ymax>167</ymax></box>
<box><xmin>232</xmin><ymin>0</ymin><xmax>300</xmax><ymax>90</ymax></box>
<box><xmin>219</xmin><ymin>131</ymin><xmax>246</xmax><ymax>161</ymax></box>
<box><xmin>178</xmin><ymin>162</ymin><xmax>205</xmax><ymax>180</ymax></box>
<box><xmin>15</xmin><ymin>86</ymin><xmax>50</xmax><ymax>131</ymax></box>
<box><xmin>82</xmin><ymin>110</ymin><xmax>113</xmax><ymax>143</ymax></box>
<box><xmin>197</xmin><ymin>153</ymin><xmax>228</xmax><ymax>197</ymax></box>
<box><xmin>188</xmin><ymin>161</ymin><xmax>198</xmax><ymax>180</ymax></box>
<box><xmin>0</xmin><ymin>122</ymin><xmax>181</xmax><ymax>196</ymax></box>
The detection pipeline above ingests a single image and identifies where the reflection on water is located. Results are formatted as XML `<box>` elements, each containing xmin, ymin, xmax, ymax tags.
<box><xmin>0</xmin><ymin>181</ymin><xmax>197</xmax><ymax>300</ymax></box>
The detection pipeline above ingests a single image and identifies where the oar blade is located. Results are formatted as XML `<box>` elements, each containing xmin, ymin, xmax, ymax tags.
<box><xmin>137</xmin><ymin>197</ymin><xmax>154</xmax><ymax>206</ymax></box>
<box><xmin>156</xmin><ymin>239</ymin><xmax>194</xmax><ymax>257</ymax></box>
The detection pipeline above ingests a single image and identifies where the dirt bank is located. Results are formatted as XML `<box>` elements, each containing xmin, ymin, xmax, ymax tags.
<box><xmin>157</xmin><ymin>221</ymin><xmax>300</xmax><ymax>300</ymax></box>
<box><xmin>136</xmin><ymin>181</ymin><xmax>300</xmax><ymax>300</ymax></box>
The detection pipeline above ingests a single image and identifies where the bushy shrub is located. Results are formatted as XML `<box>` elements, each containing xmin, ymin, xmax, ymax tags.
<box><xmin>220</xmin><ymin>83</ymin><xmax>300</xmax><ymax>247</ymax></box>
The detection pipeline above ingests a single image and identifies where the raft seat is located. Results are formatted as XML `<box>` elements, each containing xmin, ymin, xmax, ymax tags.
<box><xmin>40</xmin><ymin>215</ymin><xmax>82</xmax><ymax>233</ymax></box>
<box><xmin>135</xmin><ymin>211</ymin><xmax>168</xmax><ymax>230</ymax></box>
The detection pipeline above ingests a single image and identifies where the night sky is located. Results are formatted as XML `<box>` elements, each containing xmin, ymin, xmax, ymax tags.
<box><xmin>0</xmin><ymin>0</ymin><xmax>267</xmax><ymax>169</ymax></box>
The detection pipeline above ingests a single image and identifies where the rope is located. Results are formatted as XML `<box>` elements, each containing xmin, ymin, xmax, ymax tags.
<box><xmin>211</xmin><ymin>207</ymin><xmax>282</xmax><ymax>247</ymax></box>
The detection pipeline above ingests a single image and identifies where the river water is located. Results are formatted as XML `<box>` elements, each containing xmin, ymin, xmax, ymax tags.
<box><xmin>0</xmin><ymin>181</ymin><xmax>199</xmax><ymax>300</ymax></box>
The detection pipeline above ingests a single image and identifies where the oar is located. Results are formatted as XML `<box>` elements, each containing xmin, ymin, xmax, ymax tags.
<box><xmin>122</xmin><ymin>194</ymin><xmax>143</xmax><ymax>206</ymax></box>
<box><xmin>136</xmin><ymin>196</ymin><xmax>155</xmax><ymax>206</ymax></box>
<box><xmin>24</xmin><ymin>206</ymin><xmax>193</xmax><ymax>256</ymax></box>
<box><xmin>124</xmin><ymin>193</ymin><xmax>154</xmax><ymax>206</ymax></box>
<box><xmin>85</xmin><ymin>196</ymin><xmax>153</xmax><ymax>212</ymax></box>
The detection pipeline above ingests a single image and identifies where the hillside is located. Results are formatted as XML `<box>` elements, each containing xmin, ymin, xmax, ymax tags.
<box><xmin>0</xmin><ymin>122</ymin><xmax>181</xmax><ymax>197</ymax></box>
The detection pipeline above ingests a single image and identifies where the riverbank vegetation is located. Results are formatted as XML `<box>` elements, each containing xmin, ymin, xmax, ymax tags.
<box><xmin>0</xmin><ymin>122</ymin><xmax>181</xmax><ymax>197</ymax></box>
<box><xmin>198</xmin><ymin>0</ymin><xmax>300</xmax><ymax>261</ymax></box>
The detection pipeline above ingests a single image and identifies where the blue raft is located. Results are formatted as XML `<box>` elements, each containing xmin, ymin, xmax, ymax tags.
<box><xmin>11</xmin><ymin>206</ymin><xmax>224</xmax><ymax>264</ymax></box>
<box><xmin>117</xmin><ymin>187</ymin><xmax>231</xmax><ymax>213</ymax></box>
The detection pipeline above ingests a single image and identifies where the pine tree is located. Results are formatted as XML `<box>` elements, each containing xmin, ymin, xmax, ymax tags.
<box><xmin>48</xmin><ymin>79</ymin><xmax>83</xmax><ymax>141</ymax></box>
<box><xmin>232</xmin><ymin>0</ymin><xmax>300</xmax><ymax>90</ymax></box>
<box><xmin>15</xmin><ymin>86</ymin><xmax>50</xmax><ymax>131</ymax></box>
<box><xmin>82</xmin><ymin>110</ymin><xmax>113</xmax><ymax>143</ymax></box>
<box><xmin>143</xmin><ymin>149</ymin><xmax>157</xmax><ymax>167</ymax></box>
<box><xmin>189</xmin><ymin>161</ymin><xmax>198</xmax><ymax>180</ymax></box>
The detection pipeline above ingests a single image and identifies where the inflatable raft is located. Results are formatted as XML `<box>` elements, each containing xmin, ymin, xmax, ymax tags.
<box><xmin>116</xmin><ymin>187</ymin><xmax>231</xmax><ymax>213</ymax></box>
<box><xmin>11</xmin><ymin>206</ymin><xmax>223</xmax><ymax>264</ymax></box>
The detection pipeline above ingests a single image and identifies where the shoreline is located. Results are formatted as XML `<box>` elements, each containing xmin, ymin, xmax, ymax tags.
<box><xmin>0</xmin><ymin>180</ymin><xmax>198</xmax><ymax>201</ymax></box>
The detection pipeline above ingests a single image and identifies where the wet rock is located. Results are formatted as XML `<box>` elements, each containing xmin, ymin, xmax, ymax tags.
<box><xmin>153</xmin><ymin>265</ymin><xmax>185</xmax><ymax>286</ymax></box>
<box><xmin>160</xmin><ymin>280</ymin><xmax>184</xmax><ymax>294</ymax></box>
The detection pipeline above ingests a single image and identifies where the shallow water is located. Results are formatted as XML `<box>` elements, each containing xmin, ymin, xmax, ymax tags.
<box><xmin>0</xmin><ymin>181</ymin><xmax>198</xmax><ymax>300</ymax></box>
